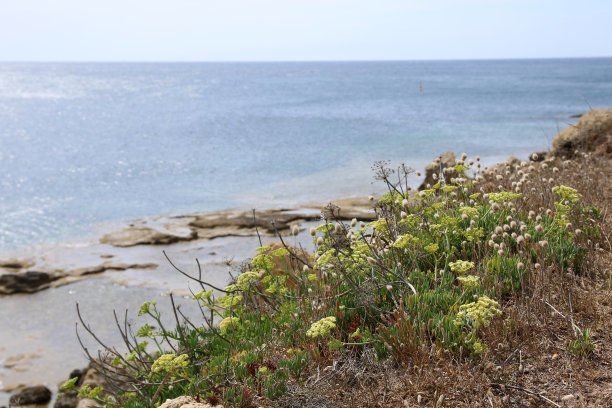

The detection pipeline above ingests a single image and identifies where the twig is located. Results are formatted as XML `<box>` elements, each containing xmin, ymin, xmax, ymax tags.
<box><xmin>491</xmin><ymin>383</ymin><xmax>561</xmax><ymax>407</ymax></box>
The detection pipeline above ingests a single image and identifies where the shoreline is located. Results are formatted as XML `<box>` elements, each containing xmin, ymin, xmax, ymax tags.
<box><xmin>0</xmin><ymin>108</ymin><xmax>610</xmax><ymax>406</ymax></box>
<box><xmin>0</xmin><ymin>196</ymin><xmax>378</xmax><ymax>295</ymax></box>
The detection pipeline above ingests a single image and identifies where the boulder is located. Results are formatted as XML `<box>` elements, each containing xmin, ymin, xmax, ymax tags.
<box><xmin>552</xmin><ymin>108</ymin><xmax>612</xmax><ymax>156</ymax></box>
<box><xmin>0</xmin><ymin>271</ymin><xmax>53</xmax><ymax>294</ymax></box>
<box><xmin>9</xmin><ymin>385</ymin><xmax>52</xmax><ymax>406</ymax></box>
<box><xmin>419</xmin><ymin>152</ymin><xmax>457</xmax><ymax>190</ymax></box>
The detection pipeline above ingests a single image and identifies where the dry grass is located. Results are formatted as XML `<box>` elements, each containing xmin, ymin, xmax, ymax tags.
<box><xmin>276</xmin><ymin>149</ymin><xmax>612</xmax><ymax>408</ymax></box>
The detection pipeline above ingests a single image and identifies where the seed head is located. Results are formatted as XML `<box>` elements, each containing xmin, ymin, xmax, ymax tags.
<box><xmin>531</xmin><ymin>153</ymin><xmax>539</xmax><ymax>161</ymax></box>
<box><xmin>316</xmin><ymin>237</ymin><xmax>324</xmax><ymax>246</ymax></box>
<box><xmin>350</xmin><ymin>218</ymin><xmax>357</xmax><ymax>227</ymax></box>
<box><xmin>292</xmin><ymin>225</ymin><xmax>299</xmax><ymax>236</ymax></box>
<box><xmin>402</xmin><ymin>198</ymin><xmax>409</xmax><ymax>207</ymax></box>
<box><xmin>310</xmin><ymin>227</ymin><xmax>316</xmax><ymax>236</ymax></box>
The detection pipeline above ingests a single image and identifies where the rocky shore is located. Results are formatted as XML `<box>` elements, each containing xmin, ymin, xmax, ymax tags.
<box><xmin>1</xmin><ymin>108</ymin><xmax>611</xmax><ymax>407</ymax></box>
<box><xmin>0</xmin><ymin>197</ymin><xmax>376</xmax><ymax>295</ymax></box>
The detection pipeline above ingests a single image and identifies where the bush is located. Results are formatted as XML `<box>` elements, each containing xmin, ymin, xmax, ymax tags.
<box><xmin>66</xmin><ymin>155</ymin><xmax>602</xmax><ymax>407</ymax></box>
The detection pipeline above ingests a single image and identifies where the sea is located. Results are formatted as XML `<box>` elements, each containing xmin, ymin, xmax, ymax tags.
<box><xmin>2</xmin><ymin>58</ymin><xmax>612</xmax><ymax>251</ymax></box>
<box><xmin>1</xmin><ymin>59</ymin><xmax>612</xmax><ymax>403</ymax></box>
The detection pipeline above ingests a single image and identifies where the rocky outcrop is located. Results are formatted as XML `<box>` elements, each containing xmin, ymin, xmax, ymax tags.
<box><xmin>189</xmin><ymin>209</ymin><xmax>320</xmax><ymax>235</ymax></box>
<box><xmin>418</xmin><ymin>151</ymin><xmax>457</xmax><ymax>190</ymax></box>
<box><xmin>0</xmin><ymin>271</ymin><xmax>53</xmax><ymax>294</ymax></box>
<box><xmin>158</xmin><ymin>396</ymin><xmax>223</xmax><ymax>408</ymax></box>
<box><xmin>100</xmin><ymin>226</ymin><xmax>198</xmax><ymax>247</ymax></box>
<box><xmin>9</xmin><ymin>385</ymin><xmax>52</xmax><ymax>406</ymax></box>
<box><xmin>552</xmin><ymin>108</ymin><xmax>612</xmax><ymax>156</ymax></box>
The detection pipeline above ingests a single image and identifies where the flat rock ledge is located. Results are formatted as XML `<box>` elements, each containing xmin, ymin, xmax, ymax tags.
<box><xmin>0</xmin><ymin>262</ymin><xmax>157</xmax><ymax>295</ymax></box>
<box><xmin>100</xmin><ymin>203</ymin><xmax>377</xmax><ymax>248</ymax></box>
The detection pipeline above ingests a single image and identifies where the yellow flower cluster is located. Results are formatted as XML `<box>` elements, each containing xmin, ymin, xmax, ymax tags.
<box><xmin>459</xmin><ymin>206</ymin><xmax>479</xmax><ymax>217</ymax></box>
<box><xmin>449</xmin><ymin>260</ymin><xmax>475</xmax><ymax>274</ymax></box>
<box><xmin>553</xmin><ymin>185</ymin><xmax>582</xmax><ymax>203</ymax></box>
<box><xmin>306</xmin><ymin>316</ymin><xmax>336</xmax><ymax>338</ymax></box>
<box><xmin>487</xmin><ymin>192</ymin><xmax>522</xmax><ymax>203</ymax></box>
<box><xmin>457</xmin><ymin>275</ymin><xmax>481</xmax><ymax>290</ymax></box>
<box><xmin>392</xmin><ymin>234</ymin><xmax>419</xmax><ymax>249</ymax></box>
<box><xmin>151</xmin><ymin>353</ymin><xmax>189</xmax><ymax>373</ymax></box>
<box><xmin>236</xmin><ymin>271</ymin><xmax>261</xmax><ymax>291</ymax></box>
<box><xmin>457</xmin><ymin>296</ymin><xmax>501</xmax><ymax>329</ymax></box>
<box><xmin>424</xmin><ymin>243</ymin><xmax>439</xmax><ymax>254</ymax></box>
<box><xmin>219</xmin><ymin>316</ymin><xmax>239</xmax><ymax>334</ymax></box>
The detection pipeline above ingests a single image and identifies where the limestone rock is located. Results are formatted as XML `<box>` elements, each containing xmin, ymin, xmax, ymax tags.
<box><xmin>9</xmin><ymin>385</ymin><xmax>52</xmax><ymax>406</ymax></box>
<box><xmin>419</xmin><ymin>151</ymin><xmax>457</xmax><ymax>190</ymax></box>
<box><xmin>552</xmin><ymin>108</ymin><xmax>612</xmax><ymax>156</ymax></box>
<box><xmin>100</xmin><ymin>226</ymin><xmax>197</xmax><ymax>247</ymax></box>
<box><xmin>189</xmin><ymin>209</ymin><xmax>319</xmax><ymax>235</ymax></box>
<box><xmin>158</xmin><ymin>396</ymin><xmax>223</xmax><ymax>408</ymax></box>
<box><xmin>0</xmin><ymin>271</ymin><xmax>53</xmax><ymax>294</ymax></box>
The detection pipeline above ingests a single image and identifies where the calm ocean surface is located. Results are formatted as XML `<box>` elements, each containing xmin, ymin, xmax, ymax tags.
<box><xmin>1</xmin><ymin>59</ymin><xmax>612</xmax><ymax>250</ymax></box>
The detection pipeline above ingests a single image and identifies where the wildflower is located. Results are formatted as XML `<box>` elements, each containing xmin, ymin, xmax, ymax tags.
<box><xmin>401</xmin><ymin>211</ymin><xmax>407</xmax><ymax>219</ymax></box>
<box><xmin>487</xmin><ymin>192</ymin><xmax>522</xmax><ymax>203</ymax></box>
<box><xmin>424</xmin><ymin>243</ymin><xmax>439</xmax><ymax>253</ymax></box>
<box><xmin>539</xmin><ymin>240</ymin><xmax>549</xmax><ymax>248</ymax></box>
<box><xmin>292</xmin><ymin>225</ymin><xmax>299</xmax><ymax>236</ymax></box>
<box><xmin>495</xmin><ymin>226</ymin><xmax>503</xmax><ymax>235</ymax></box>
<box><xmin>575</xmin><ymin>229</ymin><xmax>582</xmax><ymax>235</ymax></box>
<box><xmin>517</xmin><ymin>262</ymin><xmax>525</xmax><ymax>269</ymax></box>
<box><xmin>60</xmin><ymin>377</ymin><xmax>79</xmax><ymax>391</ymax></box>
<box><xmin>306</xmin><ymin>316</ymin><xmax>337</xmax><ymax>338</ymax></box>
<box><xmin>386</xmin><ymin>285</ymin><xmax>393</xmax><ymax>291</ymax></box>
<box><xmin>138</xmin><ymin>301</ymin><xmax>156</xmax><ymax>317</ymax></box>
<box><xmin>516</xmin><ymin>236</ymin><xmax>524</xmax><ymax>245</ymax></box>
<box><xmin>136</xmin><ymin>323</ymin><xmax>153</xmax><ymax>338</ymax></box>
<box><xmin>449</xmin><ymin>260</ymin><xmax>475</xmax><ymax>274</ymax></box>
<box><xmin>457</xmin><ymin>275</ymin><xmax>481</xmax><ymax>290</ymax></box>
<box><xmin>535</xmin><ymin>224</ymin><xmax>543</xmax><ymax>232</ymax></box>
<box><xmin>317</xmin><ymin>237</ymin><xmax>324</xmax><ymax>246</ymax></box>
<box><xmin>193</xmin><ymin>289</ymin><xmax>213</xmax><ymax>301</ymax></box>
<box><xmin>535</xmin><ymin>263</ymin><xmax>541</xmax><ymax>269</ymax></box>
<box><xmin>303</xmin><ymin>264</ymin><xmax>310</xmax><ymax>272</ymax></box>
<box><xmin>524</xmin><ymin>233</ymin><xmax>531</xmax><ymax>241</ymax></box>
<box><xmin>219</xmin><ymin>317</ymin><xmax>239</xmax><ymax>334</ymax></box>
<box><xmin>310</xmin><ymin>227</ymin><xmax>316</xmax><ymax>236</ymax></box>
<box><xmin>334</xmin><ymin>223</ymin><xmax>342</xmax><ymax>234</ymax></box>
<box><xmin>369</xmin><ymin>195</ymin><xmax>374</xmax><ymax>201</ymax></box>
<box><xmin>351</xmin><ymin>218</ymin><xmax>357</xmax><ymax>227</ymax></box>
<box><xmin>531</xmin><ymin>153</ymin><xmax>539</xmax><ymax>161</ymax></box>
<box><xmin>151</xmin><ymin>353</ymin><xmax>189</xmax><ymax>374</ymax></box>
<box><xmin>367</xmin><ymin>257</ymin><xmax>377</xmax><ymax>265</ymax></box>
<box><xmin>503</xmin><ymin>224</ymin><xmax>510</xmax><ymax>231</ymax></box>
<box><xmin>456</xmin><ymin>296</ymin><xmax>502</xmax><ymax>329</ymax></box>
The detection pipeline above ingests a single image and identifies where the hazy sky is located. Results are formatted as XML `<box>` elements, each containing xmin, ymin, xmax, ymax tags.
<box><xmin>1</xmin><ymin>0</ymin><xmax>611</xmax><ymax>61</ymax></box>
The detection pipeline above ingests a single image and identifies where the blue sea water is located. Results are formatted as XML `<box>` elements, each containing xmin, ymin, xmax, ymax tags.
<box><xmin>1</xmin><ymin>59</ymin><xmax>611</xmax><ymax>250</ymax></box>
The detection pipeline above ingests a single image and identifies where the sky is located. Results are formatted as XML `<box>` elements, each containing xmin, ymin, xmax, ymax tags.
<box><xmin>1</xmin><ymin>0</ymin><xmax>611</xmax><ymax>62</ymax></box>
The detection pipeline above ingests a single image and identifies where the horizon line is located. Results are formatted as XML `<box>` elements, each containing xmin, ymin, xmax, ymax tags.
<box><xmin>1</xmin><ymin>56</ymin><xmax>611</xmax><ymax>64</ymax></box>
